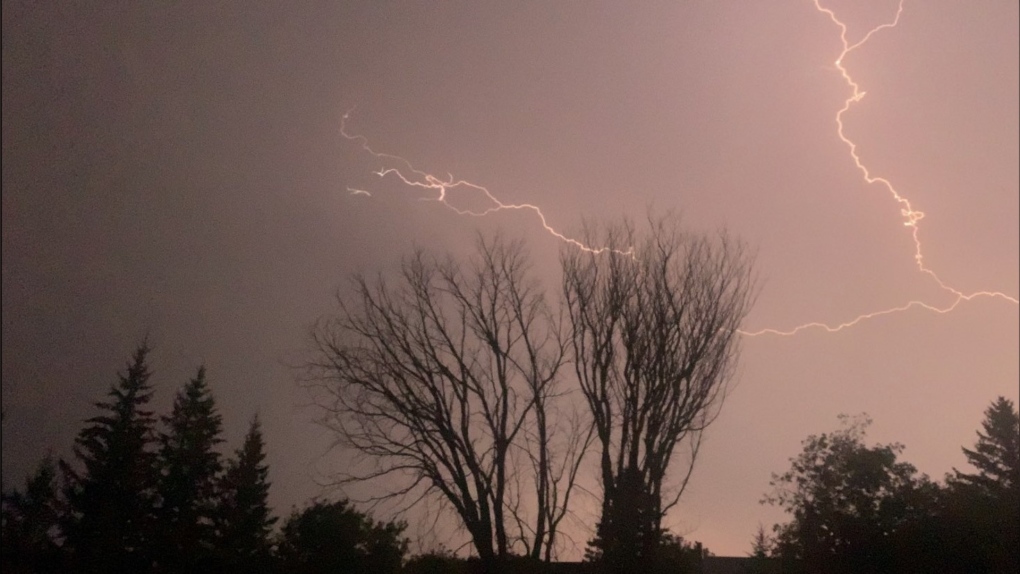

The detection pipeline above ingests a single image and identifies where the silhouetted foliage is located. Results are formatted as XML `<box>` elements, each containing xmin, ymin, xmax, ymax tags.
<box><xmin>583</xmin><ymin>466</ymin><xmax>661</xmax><ymax>569</ymax></box>
<box><xmin>649</xmin><ymin>533</ymin><xmax>709</xmax><ymax>574</ymax></box>
<box><xmin>763</xmin><ymin>414</ymin><xmax>941</xmax><ymax>574</ymax></box>
<box><xmin>217</xmin><ymin>414</ymin><xmax>276</xmax><ymax>570</ymax></box>
<box><xmin>937</xmin><ymin>397</ymin><xmax>1020</xmax><ymax>572</ymax></box>
<box><xmin>748</xmin><ymin>524</ymin><xmax>771</xmax><ymax>560</ymax></box>
<box><xmin>308</xmin><ymin>234</ymin><xmax>590</xmax><ymax>563</ymax></box>
<box><xmin>155</xmin><ymin>366</ymin><xmax>225</xmax><ymax>570</ymax></box>
<box><xmin>402</xmin><ymin>546</ymin><xmax>473</xmax><ymax>574</ymax></box>
<box><xmin>59</xmin><ymin>343</ymin><xmax>161</xmax><ymax>572</ymax></box>
<box><xmin>952</xmin><ymin>396</ymin><xmax>1019</xmax><ymax>496</ymax></box>
<box><xmin>740</xmin><ymin>525</ymin><xmax>787</xmax><ymax>574</ymax></box>
<box><xmin>276</xmin><ymin>498</ymin><xmax>407</xmax><ymax>574</ymax></box>
<box><xmin>9</xmin><ymin>333</ymin><xmax>1017</xmax><ymax>574</ymax></box>
<box><xmin>586</xmin><ymin>530</ymin><xmax>708</xmax><ymax>574</ymax></box>
<box><xmin>4</xmin><ymin>342</ymin><xmax>290</xmax><ymax>571</ymax></box>
<box><xmin>752</xmin><ymin>403</ymin><xmax>1019</xmax><ymax>574</ymax></box>
<box><xmin>564</xmin><ymin>215</ymin><xmax>755</xmax><ymax>570</ymax></box>
<box><xmin>1</xmin><ymin>457</ymin><xmax>63</xmax><ymax>572</ymax></box>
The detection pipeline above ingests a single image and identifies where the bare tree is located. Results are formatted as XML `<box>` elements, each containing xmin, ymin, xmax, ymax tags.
<box><xmin>306</xmin><ymin>234</ymin><xmax>591</xmax><ymax>564</ymax></box>
<box><xmin>562</xmin><ymin>215</ymin><xmax>755</xmax><ymax>567</ymax></box>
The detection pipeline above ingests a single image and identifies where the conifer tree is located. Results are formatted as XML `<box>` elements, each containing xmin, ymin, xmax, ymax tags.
<box><xmin>217</xmin><ymin>414</ymin><xmax>276</xmax><ymax>568</ymax></box>
<box><xmin>953</xmin><ymin>396</ymin><xmax>1020</xmax><ymax>496</ymax></box>
<box><xmin>60</xmin><ymin>343</ymin><xmax>160</xmax><ymax>572</ymax></box>
<box><xmin>156</xmin><ymin>366</ymin><xmax>224</xmax><ymax>570</ymax></box>
<box><xmin>2</xmin><ymin>457</ymin><xmax>63</xmax><ymax>572</ymax></box>
<box><xmin>948</xmin><ymin>396</ymin><xmax>1020</xmax><ymax>571</ymax></box>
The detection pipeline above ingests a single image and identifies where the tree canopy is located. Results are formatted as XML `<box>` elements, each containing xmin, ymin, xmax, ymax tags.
<box><xmin>764</xmin><ymin>402</ymin><xmax>1020</xmax><ymax>574</ymax></box>
<box><xmin>563</xmin><ymin>216</ymin><xmax>755</xmax><ymax>569</ymax></box>
<box><xmin>308</xmin><ymin>234</ymin><xmax>589</xmax><ymax>564</ymax></box>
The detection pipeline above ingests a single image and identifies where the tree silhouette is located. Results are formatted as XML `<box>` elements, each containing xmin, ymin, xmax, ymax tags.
<box><xmin>744</xmin><ymin>525</ymin><xmax>779</xmax><ymax>574</ymax></box>
<box><xmin>763</xmin><ymin>414</ymin><xmax>938</xmax><ymax>574</ymax></box>
<box><xmin>155</xmin><ymin>366</ymin><xmax>224</xmax><ymax>570</ymax></box>
<box><xmin>59</xmin><ymin>343</ymin><xmax>160</xmax><ymax>572</ymax></box>
<box><xmin>276</xmin><ymin>498</ymin><xmax>407</xmax><ymax>574</ymax></box>
<box><xmin>953</xmin><ymin>396</ymin><xmax>1019</xmax><ymax>496</ymax></box>
<box><xmin>308</xmin><ymin>234</ymin><xmax>589</xmax><ymax>564</ymax></box>
<box><xmin>943</xmin><ymin>396</ymin><xmax>1020</xmax><ymax>572</ymax></box>
<box><xmin>1</xmin><ymin>457</ymin><xmax>62</xmax><ymax>572</ymax></box>
<box><xmin>217</xmin><ymin>414</ymin><xmax>276</xmax><ymax>569</ymax></box>
<box><xmin>562</xmin><ymin>215</ymin><xmax>755</xmax><ymax>569</ymax></box>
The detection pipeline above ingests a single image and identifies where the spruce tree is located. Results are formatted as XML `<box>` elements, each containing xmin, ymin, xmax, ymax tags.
<box><xmin>217</xmin><ymin>414</ymin><xmax>276</xmax><ymax>569</ymax></box>
<box><xmin>59</xmin><ymin>343</ymin><xmax>160</xmax><ymax>572</ymax></box>
<box><xmin>2</xmin><ymin>457</ymin><xmax>63</xmax><ymax>572</ymax></box>
<box><xmin>953</xmin><ymin>396</ymin><xmax>1020</xmax><ymax>495</ymax></box>
<box><xmin>949</xmin><ymin>396</ymin><xmax>1020</xmax><ymax>571</ymax></box>
<box><xmin>156</xmin><ymin>366</ymin><xmax>224</xmax><ymax>570</ymax></box>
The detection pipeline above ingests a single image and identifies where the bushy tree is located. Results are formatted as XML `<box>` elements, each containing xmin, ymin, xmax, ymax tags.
<box><xmin>155</xmin><ymin>366</ymin><xmax>224</xmax><ymax>570</ymax></box>
<box><xmin>763</xmin><ymin>414</ymin><xmax>937</xmax><ymax>574</ymax></box>
<box><xmin>217</xmin><ymin>414</ymin><xmax>276</xmax><ymax>569</ymax></box>
<box><xmin>402</xmin><ymin>546</ymin><xmax>471</xmax><ymax>574</ymax></box>
<box><xmin>276</xmin><ymin>498</ymin><xmax>407</xmax><ymax>574</ymax></box>
<box><xmin>649</xmin><ymin>533</ymin><xmax>708</xmax><ymax>574</ymax></box>
<box><xmin>59</xmin><ymin>343</ymin><xmax>161</xmax><ymax>572</ymax></box>
<box><xmin>1</xmin><ymin>457</ymin><xmax>63</xmax><ymax>572</ymax></box>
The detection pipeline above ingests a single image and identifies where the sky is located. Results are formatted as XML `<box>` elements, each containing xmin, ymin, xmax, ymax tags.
<box><xmin>2</xmin><ymin>0</ymin><xmax>1017</xmax><ymax>558</ymax></box>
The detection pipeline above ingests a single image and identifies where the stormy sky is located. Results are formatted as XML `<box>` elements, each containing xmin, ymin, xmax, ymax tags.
<box><xmin>3</xmin><ymin>0</ymin><xmax>1017</xmax><ymax>557</ymax></box>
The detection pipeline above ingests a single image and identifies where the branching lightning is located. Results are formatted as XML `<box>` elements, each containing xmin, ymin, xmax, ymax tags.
<box><xmin>340</xmin><ymin>0</ymin><xmax>1017</xmax><ymax>338</ymax></box>
<box><xmin>739</xmin><ymin>0</ymin><xmax>1018</xmax><ymax>337</ymax></box>
<box><xmin>341</xmin><ymin>110</ymin><xmax>629</xmax><ymax>256</ymax></box>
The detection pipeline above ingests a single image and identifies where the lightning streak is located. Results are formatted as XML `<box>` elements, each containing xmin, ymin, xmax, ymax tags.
<box><xmin>340</xmin><ymin>111</ymin><xmax>628</xmax><ymax>256</ymax></box>
<box><xmin>739</xmin><ymin>0</ymin><xmax>1017</xmax><ymax>337</ymax></box>
<box><xmin>341</xmin><ymin>0</ymin><xmax>1017</xmax><ymax>337</ymax></box>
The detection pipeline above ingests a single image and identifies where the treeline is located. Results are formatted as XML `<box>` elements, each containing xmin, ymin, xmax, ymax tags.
<box><xmin>0</xmin><ymin>343</ymin><xmax>409</xmax><ymax>573</ymax></box>
<box><xmin>6</xmin><ymin>214</ymin><xmax>750</xmax><ymax>574</ymax></box>
<box><xmin>758</xmin><ymin>398</ymin><xmax>1019</xmax><ymax>574</ymax></box>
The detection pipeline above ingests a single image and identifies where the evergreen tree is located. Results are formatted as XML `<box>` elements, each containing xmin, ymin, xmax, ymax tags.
<box><xmin>217</xmin><ymin>414</ymin><xmax>276</xmax><ymax>569</ymax></box>
<box><xmin>2</xmin><ymin>457</ymin><xmax>63</xmax><ymax>572</ymax></box>
<box><xmin>953</xmin><ymin>396</ymin><xmax>1019</xmax><ymax>496</ymax></box>
<box><xmin>946</xmin><ymin>396</ymin><xmax>1020</xmax><ymax>572</ymax></box>
<box><xmin>156</xmin><ymin>366</ymin><xmax>224</xmax><ymax>570</ymax></box>
<box><xmin>59</xmin><ymin>343</ymin><xmax>160</xmax><ymax>572</ymax></box>
<box><xmin>746</xmin><ymin>525</ymin><xmax>777</xmax><ymax>574</ymax></box>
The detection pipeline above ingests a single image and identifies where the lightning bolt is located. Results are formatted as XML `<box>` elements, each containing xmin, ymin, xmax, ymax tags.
<box><xmin>739</xmin><ymin>0</ymin><xmax>1017</xmax><ymax>337</ymax></box>
<box><xmin>340</xmin><ymin>0</ymin><xmax>1017</xmax><ymax>337</ymax></box>
<box><xmin>340</xmin><ymin>110</ymin><xmax>629</xmax><ymax>256</ymax></box>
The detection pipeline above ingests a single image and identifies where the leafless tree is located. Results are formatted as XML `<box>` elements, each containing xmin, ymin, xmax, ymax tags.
<box><xmin>306</xmin><ymin>234</ymin><xmax>592</xmax><ymax>564</ymax></box>
<box><xmin>561</xmin><ymin>215</ymin><xmax>756</xmax><ymax>565</ymax></box>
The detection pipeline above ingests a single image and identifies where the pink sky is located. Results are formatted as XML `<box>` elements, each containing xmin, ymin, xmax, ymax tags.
<box><xmin>3</xmin><ymin>0</ymin><xmax>1017</xmax><ymax>558</ymax></box>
